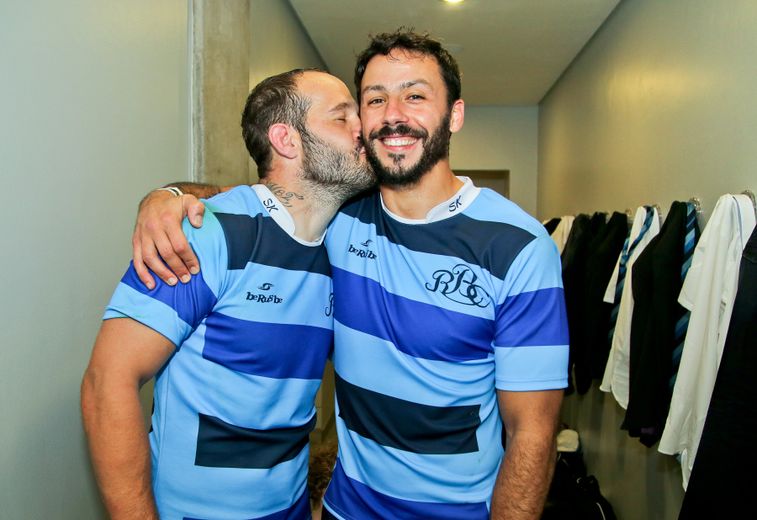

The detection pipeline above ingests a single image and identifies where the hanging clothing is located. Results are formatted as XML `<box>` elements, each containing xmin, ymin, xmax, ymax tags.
<box><xmin>543</xmin><ymin>217</ymin><xmax>561</xmax><ymax>235</ymax></box>
<box><xmin>550</xmin><ymin>215</ymin><xmax>575</xmax><ymax>255</ymax></box>
<box><xmin>561</xmin><ymin>213</ymin><xmax>606</xmax><ymax>394</ymax></box>
<box><xmin>600</xmin><ymin>206</ymin><xmax>661</xmax><ymax>409</ymax></box>
<box><xmin>678</xmin><ymin>226</ymin><xmax>757</xmax><ymax>517</ymax></box>
<box><xmin>658</xmin><ymin>194</ymin><xmax>756</xmax><ymax>489</ymax></box>
<box><xmin>621</xmin><ymin>201</ymin><xmax>699</xmax><ymax>446</ymax></box>
<box><xmin>576</xmin><ymin>212</ymin><xmax>628</xmax><ymax>393</ymax></box>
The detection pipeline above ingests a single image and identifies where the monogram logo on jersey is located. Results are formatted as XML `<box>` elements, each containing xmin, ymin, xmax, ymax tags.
<box><xmin>448</xmin><ymin>196</ymin><xmax>462</xmax><ymax>212</ymax></box>
<box><xmin>324</xmin><ymin>293</ymin><xmax>334</xmax><ymax>317</ymax></box>
<box><xmin>348</xmin><ymin>240</ymin><xmax>377</xmax><ymax>259</ymax></box>
<box><xmin>263</xmin><ymin>198</ymin><xmax>278</xmax><ymax>212</ymax></box>
<box><xmin>247</xmin><ymin>282</ymin><xmax>282</xmax><ymax>303</ymax></box>
<box><xmin>425</xmin><ymin>264</ymin><xmax>492</xmax><ymax>308</ymax></box>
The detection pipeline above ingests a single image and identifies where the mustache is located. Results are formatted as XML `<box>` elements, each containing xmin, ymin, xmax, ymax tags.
<box><xmin>368</xmin><ymin>124</ymin><xmax>427</xmax><ymax>141</ymax></box>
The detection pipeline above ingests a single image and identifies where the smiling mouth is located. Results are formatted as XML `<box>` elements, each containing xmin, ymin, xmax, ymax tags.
<box><xmin>380</xmin><ymin>136</ymin><xmax>418</xmax><ymax>147</ymax></box>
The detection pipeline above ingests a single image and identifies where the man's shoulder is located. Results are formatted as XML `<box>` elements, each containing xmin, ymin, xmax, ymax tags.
<box><xmin>467</xmin><ymin>188</ymin><xmax>547</xmax><ymax>239</ymax></box>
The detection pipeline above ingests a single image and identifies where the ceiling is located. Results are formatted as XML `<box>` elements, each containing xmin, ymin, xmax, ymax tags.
<box><xmin>289</xmin><ymin>0</ymin><xmax>619</xmax><ymax>106</ymax></box>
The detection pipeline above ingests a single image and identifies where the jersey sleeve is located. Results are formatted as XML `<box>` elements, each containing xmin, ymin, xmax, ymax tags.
<box><xmin>492</xmin><ymin>233</ymin><xmax>569</xmax><ymax>391</ymax></box>
<box><xmin>103</xmin><ymin>209</ymin><xmax>227</xmax><ymax>347</ymax></box>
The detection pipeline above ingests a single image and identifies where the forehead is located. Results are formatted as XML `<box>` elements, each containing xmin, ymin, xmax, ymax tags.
<box><xmin>298</xmin><ymin>71</ymin><xmax>356</xmax><ymax>113</ymax></box>
<box><xmin>361</xmin><ymin>49</ymin><xmax>444</xmax><ymax>91</ymax></box>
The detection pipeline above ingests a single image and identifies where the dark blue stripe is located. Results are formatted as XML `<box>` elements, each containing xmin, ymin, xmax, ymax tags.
<box><xmin>183</xmin><ymin>488</ymin><xmax>309</xmax><ymax>519</ymax></box>
<box><xmin>332</xmin><ymin>267</ymin><xmax>493</xmax><ymax>361</ymax></box>
<box><xmin>336</xmin><ymin>373</ymin><xmax>480</xmax><ymax>454</ymax></box>
<box><xmin>195</xmin><ymin>413</ymin><xmax>315</xmax><ymax>469</ymax></box>
<box><xmin>120</xmin><ymin>261</ymin><xmax>217</xmax><ymax>329</ymax></box>
<box><xmin>203</xmin><ymin>312</ymin><xmax>332</xmax><ymax>379</ymax></box>
<box><xmin>339</xmin><ymin>193</ymin><xmax>536</xmax><ymax>279</ymax></box>
<box><xmin>215</xmin><ymin>212</ymin><xmax>331</xmax><ymax>275</ymax></box>
<box><xmin>494</xmin><ymin>287</ymin><xmax>569</xmax><ymax>347</ymax></box>
<box><xmin>324</xmin><ymin>460</ymin><xmax>489</xmax><ymax>520</ymax></box>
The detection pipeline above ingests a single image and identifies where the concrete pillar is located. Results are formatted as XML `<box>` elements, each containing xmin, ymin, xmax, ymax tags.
<box><xmin>191</xmin><ymin>0</ymin><xmax>250</xmax><ymax>185</ymax></box>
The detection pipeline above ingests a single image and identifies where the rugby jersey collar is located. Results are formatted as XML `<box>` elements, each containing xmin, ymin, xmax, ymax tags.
<box><xmin>251</xmin><ymin>184</ymin><xmax>325</xmax><ymax>246</ymax></box>
<box><xmin>380</xmin><ymin>176</ymin><xmax>480</xmax><ymax>224</ymax></box>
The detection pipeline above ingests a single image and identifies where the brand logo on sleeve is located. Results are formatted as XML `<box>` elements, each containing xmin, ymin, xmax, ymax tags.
<box><xmin>246</xmin><ymin>282</ymin><xmax>283</xmax><ymax>304</ymax></box>
<box><xmin>425</xmin><ymin>264</ymin><xmax>492</xmax><ymax>308</ymax></box>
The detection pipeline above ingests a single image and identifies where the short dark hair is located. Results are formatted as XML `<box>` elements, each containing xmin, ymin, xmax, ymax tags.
<box><xmin>241</xmin><ymin>69</ymin><xmax>315</xmax><ymax>178</ymax></box>
<box><xmin>354</xmin><ymin>29</ymin><xmax>461</xmax><ymax>109</ymax></box>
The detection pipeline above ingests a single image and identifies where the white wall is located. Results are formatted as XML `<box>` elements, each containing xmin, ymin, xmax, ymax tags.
<box><xmin>452</xmin><ymin>106</ymin><xmax>539</xmax><ymax>215</ymax></box>
<box><xmin>249</xmin><ymin>0</ymin><xmax>325</xmax><ymax>90</ymax></box>
<box><xmin>538</xmin><ymin>0</ymin><xmax>757</xmax><ymax>222</ymax></box>
<box><xmin>0</xmin><ymin>1</ymin><xmax>190</xmax><ymax>517</ymax></box>
<box><xmin>538</xmin><ymin>0</ymin><xmax>757</xmax><ymax>518</ymax></box>
<box><xmin>246</xmin><ymin>0</ymin><xmax>326</xmax><ymax>181</ymax></box>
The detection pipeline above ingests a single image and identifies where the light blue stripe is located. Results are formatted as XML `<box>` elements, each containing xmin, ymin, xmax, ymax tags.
<box><xmin>494</xmin><ymin>344</ymin><xmax>568</xmax><ymax>391</ymax></box>
<box><xmin>220</xmin><ymin>263</ymin><xmax>332</xmax><ymax>328</ymax></box>
<box><xmin>465</xmin><ymin>188</ymin><xmax>548</xmax><ymax>238</ymax></box>
<box><xmin>333</xmin><ymin>321</ymin><xmax>497</xmax><ymax>408</ymax></box>
<box><xmin>334</xmin><ymin>410</ymin><xmax>502</xmax><ymax>504</ymax></box>
<box><xmin>104</xmin><ymin>283</ymin><xmax>193</xmax><ymax>346</ymax></box>
<box><xmin>185</xmin><ymin>210</ymin><xmax>226</xmax><ymax>294</ymax></box>
<box><xmin>499</xmin><ymin>235</ymin><xmax>563</xmax><ymax>298</ymax></box>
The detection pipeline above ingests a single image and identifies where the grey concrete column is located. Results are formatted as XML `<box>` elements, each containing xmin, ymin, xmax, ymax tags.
<box><xmin>191</xmin><ymin>0</ymin><xmax>250</xmax><ymax>185</ymax></box>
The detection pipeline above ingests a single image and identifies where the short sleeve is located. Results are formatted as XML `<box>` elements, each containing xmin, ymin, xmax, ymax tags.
<box><xmin>493</xmin><ymin>234</ymin><xmax>569</xmax><ymax>391</ymax></box>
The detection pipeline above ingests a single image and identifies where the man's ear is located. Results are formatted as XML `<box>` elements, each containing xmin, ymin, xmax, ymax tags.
<box><xmin>268</xmin><ymin>123</ymin><xmax>299</xmax><ymax>160</ymax></box>
<box><xmin>449</xmin><ymin>99</ymin><xmax>465</xmax><ymax>134</ymax></box>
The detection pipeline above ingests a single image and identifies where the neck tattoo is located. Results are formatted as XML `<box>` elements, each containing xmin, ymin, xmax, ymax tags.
<box><xmin>263</xmin><ymin>182</ymin><xmax>304</xmax><ymax>208</ymax></box>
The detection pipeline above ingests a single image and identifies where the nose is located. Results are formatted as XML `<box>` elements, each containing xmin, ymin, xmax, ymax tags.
<box><xmin>349</xmin><ymin>116</ymin><xmax>361</xmax><ymax>141</ymax></box>
<box><xmin>382</xmin><ymin>97</ymin><xmax>408</xmax><ymax>126</ymax></box>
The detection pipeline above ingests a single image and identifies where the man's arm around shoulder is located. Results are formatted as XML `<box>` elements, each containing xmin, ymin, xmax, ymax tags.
<box><xmin>133</xmin><ymin>182</ymin><xmax>227</xmax><ymax>289</ymax></box>
<box><xmin>81</xmin><ymin>318</ymin><xmax>175</xmax><ymax>519</ymax></box>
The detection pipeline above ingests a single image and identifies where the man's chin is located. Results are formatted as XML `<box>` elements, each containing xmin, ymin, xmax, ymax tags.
<box><xmin>375</xmin><ymin>166</ymin><xmax>426</xmax><ymax>188</ymax></box>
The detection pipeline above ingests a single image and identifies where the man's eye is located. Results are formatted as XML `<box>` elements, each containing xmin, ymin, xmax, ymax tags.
<box><xmin>367</xmin><ymin>98</ymin><xmax>384</xmax><ymax>106</ymax></box>
<box><xmin>408</xmin><ymin>94</ymin><xmax>424</xmax><ymax>101</ymax></box>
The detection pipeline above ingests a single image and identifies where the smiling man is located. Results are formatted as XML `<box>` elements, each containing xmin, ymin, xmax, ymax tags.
<box><xmin>132</xmin><ymin>30</ymin><xmax>568</xmax><ymax>520</ymax></box>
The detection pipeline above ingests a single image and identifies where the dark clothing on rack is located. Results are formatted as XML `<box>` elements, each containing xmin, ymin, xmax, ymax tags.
<box><xmin>679</xmin><ymin>226</ymin><xmax>757</xmax><ymax>518</ymax></box>
<box><xmin>561</xmin><ymin>213</ymin><xmax>606</xmax><ymax>394</ymax></box>
<box><xmin>544</xmin><ymin>217</ymin><xmax>561</xmax><ymax>235</ymax></box>
<box><xmin>577</xmin><ymin>212</ymin><xmax>629</xmax><ymax>392</ymax></box>
<box><xmin>622</xmin><ymin>201</ymin><xmax>698</xmax><ymax>446</ymax></box>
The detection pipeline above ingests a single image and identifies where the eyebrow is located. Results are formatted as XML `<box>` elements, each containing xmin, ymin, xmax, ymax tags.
<box><xmin>361</xmin><ymin>79</ymin><xmax>432</xmax><ymax>96</ymax></box>
<box><xmin>328</xmin><ymin>101</ymin><xmax>356</xmax><ymax>113</ymax></box>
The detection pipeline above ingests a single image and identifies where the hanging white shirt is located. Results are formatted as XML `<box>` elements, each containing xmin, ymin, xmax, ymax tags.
<box><xmin>550</xmin><ymin>215</ymin><xmax>575</xmax><ymax>255</ymax></box>
<box><xmin>600</xmin><ymin>206</ymin><xmax>661</xmax><ymax>408</ymax></box>
<box><xmin>658</xmin><ymin>194</ymin><xmax>756</xmax><ymax>490</ymax></box>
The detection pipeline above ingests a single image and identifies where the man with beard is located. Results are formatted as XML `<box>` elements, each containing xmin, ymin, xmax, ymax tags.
<box><xmin>132</xmin><ymin>31</ymin><xmax>568</xmax><ymax>520</ymax></box>
<box><xmin>81</xmin><ymin>69</ymin><xmax>374</xmax><ymax>520</ymax></box>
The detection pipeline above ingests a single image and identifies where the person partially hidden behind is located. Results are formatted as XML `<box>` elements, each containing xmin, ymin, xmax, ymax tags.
<box><xmin>132</xmin><ymin>30</ymin><xmax>569</xmax><ymax>519</ymax></box>
<box><xmin>80</xmin><ymin>69</ymin><xmax>374</xmax><ymax>519</ymax></box>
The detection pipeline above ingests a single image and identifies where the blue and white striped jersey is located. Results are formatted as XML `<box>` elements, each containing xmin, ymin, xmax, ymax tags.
<box><xmin>323</xmin><ymin>179</ymin><xmax>569</xmax><ymax>519</ymax></box>
<box><xmin>104</xmin><ymin>185</ymin><xmax>333</xmax><ymax>520</ymax></box>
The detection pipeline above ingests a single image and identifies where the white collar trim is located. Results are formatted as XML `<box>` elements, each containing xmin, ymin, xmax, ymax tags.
<box><xmin>251</xmin><ymin>184</ymin><xmax>324</xmax><ymax>246</ymax></box>
<box><xmin>380</xmin><ymin>176</ymin><xmax>480</xmax><ymax>224</ymax></box>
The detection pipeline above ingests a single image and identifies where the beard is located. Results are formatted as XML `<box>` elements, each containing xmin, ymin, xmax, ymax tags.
<box><xmin>299</xmin><ymin>128</ymin><xmax>376</xmax><ymax>202</ymax></box>
<box><xmin>365</xmin><ymin>112</ymin><xmax>451</xmax><ymax>188</ymax></box>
